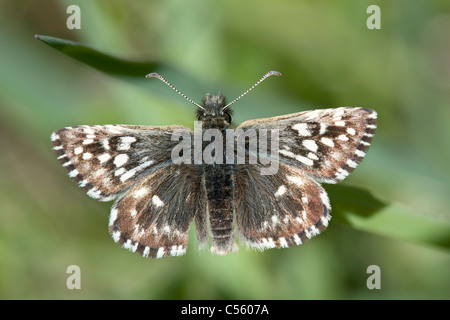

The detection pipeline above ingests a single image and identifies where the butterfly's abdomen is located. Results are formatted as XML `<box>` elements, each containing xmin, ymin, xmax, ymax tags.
<box><xmin>201</xmin><ymin>122</ymin><xmax>237</xmax><ymax>255</ymax></box>
<box><xmin>204</xmin><ymin>163</ymin><xmax>236</xmax><ymax>255</ymax></box>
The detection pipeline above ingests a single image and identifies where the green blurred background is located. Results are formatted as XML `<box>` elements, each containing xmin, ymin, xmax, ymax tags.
<box><xmin>1</xmin><ymin>0</ymin><xmax>450</xmax><ymax>299</ymax></box>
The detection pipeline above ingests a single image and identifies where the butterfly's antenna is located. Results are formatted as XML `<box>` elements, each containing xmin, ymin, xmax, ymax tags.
<box><xmin>223</xmin><ymin>70</ymin><xmax>282</xmax><ymax>111</ymax></box>
<box><xmin>146</xmin><ymin>72</ymin><xmax>205</xmax><ymax>111</ymax></box>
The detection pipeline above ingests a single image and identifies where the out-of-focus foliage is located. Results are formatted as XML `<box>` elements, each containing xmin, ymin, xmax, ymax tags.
<box><xmin>1</xmin><ymin>0</ymin><xmax>449</xmax><ymax>299</ymax></box>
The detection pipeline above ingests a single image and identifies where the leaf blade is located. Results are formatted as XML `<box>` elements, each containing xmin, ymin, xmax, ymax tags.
<box><xmin>327</xmin><ymin>184</ymin><xmax>450</xmax><ymax>250</ymax></box>
<box><xmin>35</xmin><ymin>34</ymin><xmax>162</xmax><ymax>77</ymax></box>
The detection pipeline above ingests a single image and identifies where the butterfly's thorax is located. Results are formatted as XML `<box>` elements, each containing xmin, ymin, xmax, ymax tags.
<box><xmin>199</xmin><ymin>93</ymin><xmax>237</xmax><ymax>254</ymax></box>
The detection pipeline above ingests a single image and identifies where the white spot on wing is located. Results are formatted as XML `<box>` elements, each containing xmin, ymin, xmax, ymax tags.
<box><xmin>109</xmin><ymin>207</ymin><xmax>118</xmax><ymax>226</ymax></box>
<box><xmin>302</xmin><ymin>139</ymin><xmax>318</xmax><ymax>152</ymax></box>
<box><xmin>304</xmin><ymin>110</ymin><xmax>322</xmax><ymax>120</ymax></box>
<box><xmin>171</xmin><ymin>245</ymin><xmax>186</xmax><ymax>256</ymax></box>
<box><xmin>287</xmin><ymin>175</ymin><xmax>304</xmax><ymax>186</ymax></box>
<box><xmin>271</xmin><ymin>215</ymin><xmax>279</xmax><ymax>225</ymax></box>
<box><xmin>310</xmin><ymin>225</ymin><xmax>320</xmax><ymax>236</ymax></box>
<box><xmin>99</xmin><ymin>194</ymin><xmax>116</xmax><ymax>202</ymax></box>
<box><xmin>319</xmin><ymin>123</ymin><xmax>328</xmax><ymax>135</ymax></box>
<box><xmin>79</xmin><ymin>179</ymin><xmax>88</xmax><ymax>188</ymax></box>
<box><xmin>82</xmin><ymin>139</ymin><xmax>94</xmax><ymax>145</ymax></box>
<box><xmin>292</xmin><ymin>123</ymin><xmax>311</xmax><ymax>136</ymax></box>
<box><xmin>101</xmin><ymin>138</ymin><xmax>110</xmax><ymax>150</ymax></box>
<box><xmin>87</xmin><ymin>187</ymin><xmax>102</xmax><ymax>199</ymax></box>
<box><xmin>118</xmin><ymin>136</ymin><xmax>137</xmax><ymax>151</ymax></box>
<box><xmin>274</xmin><ymin>185</ymin><xmax>286</xmax><ymax>197</ymax></box>
<box><xmin>333</xmin><ymin>109</ymin><xmax>345</xmax><ymax>118</ymax></box>
<box><xmin>83</xmin><ymin>127</ymin><xmax>95</xmax><ymax>134</ymax></box>
<box><xmin>119</xmin><ymin>160</ymin><xmax>153</xmax><ymax>182</ymax></box>
<box><xmin>304</xmin><ymin>229</ymin><xmax>312</xmax><ymax>239</ymax></box>
<box><xmin>321</xmin><ymin>137</ymin><xmax>334</xmax><ymax>147</ymax></box>
<box><xmin>152</xmin><ymin>195</ymin><xmax>164</xmax><ymax>207</ymax></box>
<box><xmin>355</xmin><ymin>150</ymin><xmax>366</xmax><ymax>157</ymax></box>
<box><xmin>98</xmin><ymin>153</ymin><xmax>111</xmax><ymax>163</ymax></box>
<box><xmin>279</xmin><ymin>149</ymin><xmax>314</xmax><ymax>166</ymax></box>
<box><xmin>119</xmin><ymin>170</ymin><xmax>135</xmax><ymax>182</ymax></box>
<box><xmin>134</xmin><ymin>187</ymin><xmax>149</xmax><ymax>198</ymax></box>
<box><xmin>156</xmin><ymin>247</ymin><xmax>165</xmax><ymax>258</ymax></box>
<box><xmin>112</xmin><ymin>230</ymin><xmax>121</xmax><ymax>243</ymax></box>
<box><xmin>114</xmin><ymin>154</ymin><xmax>129</xmax><ymax>167</ymax></box>
<box><xmin>50</xmin><ymin>132</ymin><xmax>59</xmax><ymax>141</ymax></box>
<box><xmin>69</xmin><ymin>169</ymin><xmax>79</xmax><ymax>178</ymax></box>
<box><xmin>106</xmin><ymin>125</ymin><xmax>123</xmax><ymax>134</ymax></box>
<box><xmin>82</xmin><ymin>152</ymin><xmax>92</xmax><ymax>160</ymax></box>
<box><xmin>320</xmin><ymin>191</ymin><xmax>331</xmax><ymax>210</ymax></box>
<box><xmin>308</xmin><ymin>152</ymin><xmax>319</xmax><ymax>160</ymax></box>
<box><xmin>279</xmin><ymin>237</ymin><xmax>288</xmax><ymax>248</ymax></box>
<box><xmin>302</xmin><ymin>211</ymin><xmax>307</xmax><ymax>222</ymax></box>
<box><xmin>122</xmin><ymin>239</ymin><xmax>132</xmax><ymax>250</ymax></box>
<box><xmin>321</xmin><ymin>216</ymin><xmax>329</xmax><ymax>227</ymax></box>
<box><xmin>335</xmin><ymin>168</ymin><xmax>349</xmax><ymax>181</ymax></box>
<box><xmin>347</xmin><ymin>159</ymin><xmax>358</xmax><ymax>168</ymax></box>
<box><xmin>265</xmin><ymin>238</ymin><xmax>276</xmax><ymax>249</ymax></box>
<box><xmin>115</xmin><ymin>168</ymin><xmax>126</xmax><ymax>176</ymax></box>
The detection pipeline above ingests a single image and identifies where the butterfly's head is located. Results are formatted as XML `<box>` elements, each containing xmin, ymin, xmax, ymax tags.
<box><xmin>197</xmin><ymin>93</ymin><xmax>232</xmax><ymax>124</ymax></box>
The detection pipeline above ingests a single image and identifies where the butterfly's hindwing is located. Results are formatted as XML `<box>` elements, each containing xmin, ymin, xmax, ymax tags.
<box><xmin>51</xmin><ymin>125</ymin><xmax>191</xmax><ymax>201</ymax></box>
<box><xmin>109</xmin><ymin>164</ymin><xmax>206</xmax><ymax>258</ymax></box>
<box><xmin>235</xmin><ymin>162</ymin><xmax>331</xmax><ymax>250</ymax></box>
<box><xmin>238</xmin><ymin>107</ymin><xmax>377</xmax><ymax>184</ymax></box>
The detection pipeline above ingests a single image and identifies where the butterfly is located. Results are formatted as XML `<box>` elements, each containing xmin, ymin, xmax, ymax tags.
<box><xmin>51</xmin><ymin>71</ymin><xmax>377</xmax><ymax>258</ymax></box>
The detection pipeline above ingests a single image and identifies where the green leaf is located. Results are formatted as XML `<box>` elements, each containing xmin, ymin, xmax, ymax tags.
<box><xmin>327</xmin><ymin>185</ymin><xmax>450</xmax><ymax>249</ymax></box>
<box><xmin>35</xmin><ymin>34</ymin><xmax>161</xmax><ymax>77</ymax></box>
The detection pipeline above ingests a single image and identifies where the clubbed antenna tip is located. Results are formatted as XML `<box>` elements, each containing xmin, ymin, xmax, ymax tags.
<box><xmin>223</xmin><ymin>70</ymin><xmax>282</xmax><ymax>110</ymax></box>
<box><xmin>146</xmin><ymin>72</ymin><xmax>205</xmax><ymax>110</ymax></box>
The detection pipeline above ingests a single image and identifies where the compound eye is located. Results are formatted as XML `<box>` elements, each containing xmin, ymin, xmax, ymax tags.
<box><xmin>196</xmin><ymin>110</ymin><xmax>205</xmax><ymax>120</ymax></box>
<box><xmin>224</xmin><ymin>111</ymin><xmax>232</xmax><ymax>123</ymax></box>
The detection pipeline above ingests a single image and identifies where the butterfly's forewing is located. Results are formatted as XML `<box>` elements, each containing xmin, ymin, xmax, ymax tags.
<box><xmin>51</xmin><ymin>125</ymin><xmax>190</xmax><ymax>201</ymax></box>
<box><xmin>109</xmin><ymin>163</ymin><xmax>206</xmax><ymax>258</ymax></box>
<box><xmin>235</xmin><ymin>162</ymin><xmax>331</xmax><ymax>250</ymax></box>
<box><xmin>237</xmin><ymin>107</ymin><xmax>377</xmax><ymax>184</ymax></box>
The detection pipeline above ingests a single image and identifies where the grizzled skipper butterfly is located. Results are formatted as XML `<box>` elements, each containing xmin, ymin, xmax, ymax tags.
<box><xmin>51</xmin><ymin>71</ymin><xmax>377</xmax><ymax>258</ymax></box>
